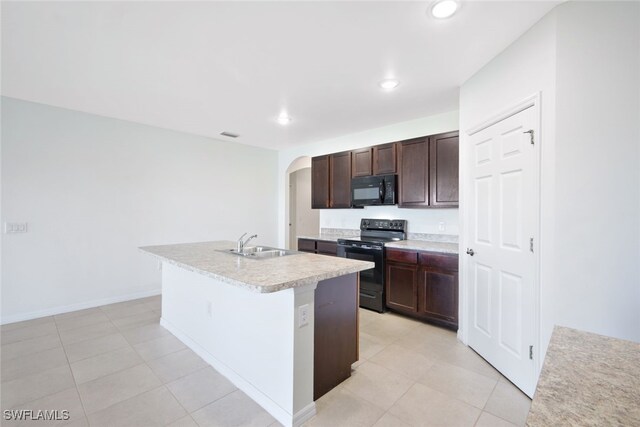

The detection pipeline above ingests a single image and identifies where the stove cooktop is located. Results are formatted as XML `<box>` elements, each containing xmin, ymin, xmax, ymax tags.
<box><xmin>337</xmin><ymin>218</ymin><xmax>408</xmax><ymax>247</ymax></box>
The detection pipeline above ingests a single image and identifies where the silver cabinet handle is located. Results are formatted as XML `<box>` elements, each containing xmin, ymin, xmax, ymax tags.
<box><xmin>466</xmin><ymin>248</ymin><xmax>475</xmax><ymax>256</ymax></box>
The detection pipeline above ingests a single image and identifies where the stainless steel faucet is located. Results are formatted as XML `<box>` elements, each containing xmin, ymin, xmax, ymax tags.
<box><xmin>237</xmin><ymin>233</ymin><xmax>258</xmax><ymax>253</ymax></box>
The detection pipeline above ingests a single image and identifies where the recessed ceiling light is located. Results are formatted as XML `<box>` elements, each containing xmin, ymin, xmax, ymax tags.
<box><xmin>430</xmin><ymin>0</ymin><xmax>459</xmax><ymax>19</ymax></box>
<box><xmin>277</xmin><ymin>112</ymin><xmax>291</xmax><ymax>125</ymax></box>
<box><xmin>379</xmin><ymin>79</ymin><xmax>400</xmax><ymax>90</ymax></box>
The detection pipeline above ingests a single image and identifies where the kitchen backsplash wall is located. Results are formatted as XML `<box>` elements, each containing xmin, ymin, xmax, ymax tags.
<box><xmin>320</xmin><ymin>205</ymin><xmax>459</xmax><ymax>236</ymax></box>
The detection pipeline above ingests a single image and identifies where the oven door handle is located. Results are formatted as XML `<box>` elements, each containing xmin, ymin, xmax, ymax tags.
<box><xmin>339</xmin><ymin>244</ymin><xmax>382</xmax><ymax>251</ymax></box>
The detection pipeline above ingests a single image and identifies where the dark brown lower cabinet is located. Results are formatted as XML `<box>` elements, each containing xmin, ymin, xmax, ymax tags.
<box><xmin>314</xmin><ymin>273</ymin><xmax>358</xmax><ymax>400</ymax></box>
<box><xmin>417</xmin><ymin>267</ymin><xmax>458</xmax><ymax>324</ymax></box>
<box><xmin>298</xmin><ymin>238</ymin><xmax>317</xmax><ymax>253</ymax></box>
<box><xmin>297</xmin><ymin>238</ymin><xmax>337</xmax><ymax>256</ymax></box>
<box><xmin>385</xmin><ymin>248</ymin><xmax>459</xmax><ymax>329</ymax></box>
<box><xmin>316</xmin><ymin>241</ymin><xmax>337</xmax><ymax>256</ymax></box>
<box><xmin>386</xmin><ymin>262</ymin><xmax>418</xmax><ymax>312</ymax></box>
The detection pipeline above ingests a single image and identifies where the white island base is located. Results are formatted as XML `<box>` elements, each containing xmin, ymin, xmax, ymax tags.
<box><xmin>159</xmin><ymin>262</ymin><xmax>351</xmax><ymax>427</ymax></box>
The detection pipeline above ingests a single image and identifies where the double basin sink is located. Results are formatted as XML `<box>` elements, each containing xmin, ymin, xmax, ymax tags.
<box><xmin>219</xmin><ymin>246</ymin><xmax>299</xmax><ymax>259</ymax></box>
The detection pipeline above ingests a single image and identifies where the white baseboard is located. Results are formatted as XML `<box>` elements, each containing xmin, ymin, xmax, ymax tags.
<box><xmin>292</xmin><ymin>401</ymin><xmax>317</xmax><ymax>426</ymax></box>
<box><xmin>160</xmin><ymin>318</ymin><xmax>316</xmax><ymax>427</ymax></box>
<box><xmin>0</xmin><ymin>288</ymin><xmax>162</xmax><ymax>325</ymax></box>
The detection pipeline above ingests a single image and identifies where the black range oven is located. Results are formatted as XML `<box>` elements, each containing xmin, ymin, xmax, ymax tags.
<box><xmin>337</xmin><ymin>218</ymin><xmax>407</xmax><ymax>313</ymax></box>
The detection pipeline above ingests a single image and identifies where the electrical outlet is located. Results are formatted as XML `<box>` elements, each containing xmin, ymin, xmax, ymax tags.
<box><xmin>298</xmin><ymin>304</ymin><xmax>309</xmax><ymax>327</ymax></box>
<box><xmin>438</xmin><ymin>222</ymin><xmax>446</xmax><ymax>232</ymax></box>
<box><xmin>4</xmin><ymin>222</ymin><xmax>28</xmax><ymax>234</ymax></box>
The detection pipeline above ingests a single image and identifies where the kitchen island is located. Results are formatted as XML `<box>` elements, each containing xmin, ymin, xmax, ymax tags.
<box><xmin>139</xmin><ymin>241</ymin><xmax>373</xmax><ymax>427</ymax></box>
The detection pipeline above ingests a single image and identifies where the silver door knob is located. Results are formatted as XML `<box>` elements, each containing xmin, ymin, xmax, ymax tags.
<box><xmin>466</xmin><ymin>248</ymin><xmax>475</xmax><ymax>256</ymax></box>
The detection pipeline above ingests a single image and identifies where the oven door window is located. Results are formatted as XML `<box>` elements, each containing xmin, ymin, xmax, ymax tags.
<box><xmin>344</xmin><ymin>250</ymin><xmax>382</xmax><ymax>291</ymax></box>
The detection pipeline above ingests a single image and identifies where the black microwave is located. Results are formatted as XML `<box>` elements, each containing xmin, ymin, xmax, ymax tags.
<box><xmin>351</xmin><ymin>175</ymin><xmax>397</xmax><ymax>207</ymax></box>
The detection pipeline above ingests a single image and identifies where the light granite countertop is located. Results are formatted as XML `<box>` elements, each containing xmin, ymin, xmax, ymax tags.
<box><xmin>385</xmin><ymin>240</ymin><xmax>459</xmax><ymax>254</ymax></box>
<box><xmin>298</xmin><ymin>228</ymin><xmax>359</xmax><ymax>243</ymax></box>
<box><xmin>297</xmin><ymin>233</ymin><xmax>344</xmax><ymax>243</ymax></box>
<box><xmin>526</xmin><ymin>326</ymin><xmax>640</xmax><ymax>426</ymax></box>
<box><xmin>140</xmin><ymin>241</ymin><xmax>374</xmax><ymax>294</ymax></box>
<box><xmin>297</xmin><ymin>229</ymin><xmax>459</xmax><ymax>254</ymax></box>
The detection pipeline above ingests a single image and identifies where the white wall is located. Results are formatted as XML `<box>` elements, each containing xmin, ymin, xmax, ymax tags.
<box><xmin>552</xmin><ymin>2</ymin><xmax>640</xmax><ymax>342</ymax></box>
<box><xmin>1</xmin><ymin>97</ymin><xmax>279</xmax><ymax>323</ymax></box>
<box><xmin>460</xmin><ymin>1</ymin><xmax>640</xmax><ymax>360</ymax></box>
<box><xmin>278</xmin><ymin>110</ymin><xmax>460</xmax><ymax>246</ymax></box>
<box><xmin>319</xmin><ymin>205</ymin><xmax>458</xmax><ymax>236</ymax></box>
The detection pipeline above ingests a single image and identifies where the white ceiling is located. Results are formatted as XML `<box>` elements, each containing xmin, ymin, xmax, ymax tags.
<box><xmin>1</xmin><ymin>1</ymin><xmax>560</xmax><ymax>150</ymax></box>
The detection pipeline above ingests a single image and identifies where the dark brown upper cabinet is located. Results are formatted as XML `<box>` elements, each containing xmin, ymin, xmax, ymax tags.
<box><xmin>429</xmin><ymin>131</ymin><xmax>459</xmax><ymax>207</ymax></box>
<box><xmin>311</xmin><ymin>152</ymin><xmax>352</xmax><ymax>209</ymax></box>
<box><xmin>311</xmin><ymin>130</ymin><xmax>458</xmax><ymax>209</ymax></box>
<box><xmin>311</xmin><ymin>155</ymin><xmax>330</xmax><ymax>209</ymax></box>
<box><xmin>351</xmin><ymin>148</ymin><xmax>372</xmax><ymax>177</ymax></box>
<box><xmin>329</xmin><ymin>151</ymin><xmax>352</xmax><ymax>208</ymax></box>
<box><xmin>373</xmin><ymin>142</ymin><xmax>397</xmax><ymax>175</ymax></box>
<box><xmin>398</xmin><ymin>137</ymin><xmax>430</xmax><ymax>208</ymax></box>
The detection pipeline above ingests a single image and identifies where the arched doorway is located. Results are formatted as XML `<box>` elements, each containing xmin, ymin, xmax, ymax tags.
<box><xmin>285</xmin><ymin>157</ymin><xmax>319</xmax><ymax>249</ymax></box>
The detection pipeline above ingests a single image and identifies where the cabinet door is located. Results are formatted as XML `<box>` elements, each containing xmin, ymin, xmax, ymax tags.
<box><xmin>429</xmin><ymin>131</ymin><xmax>459</xmax><ymax>207</ymax></box>
<box><xmin>329</xmin><ymin>151</ymin><xmax>352</xmax><ymax>208</ymax></box>
<box><xmin>418</xmin><ymin>267</ymin><xmax>458</xmax><ymax>324</ymax></box>
<box><xmin>398</xmin><ymin>137</ymin><xmax>429</xmax><ymax>207</ymax></box>
<box><xmin>385</xmin><ymin>262</ymin><xmax>418</xmax><ymax>312</ymax></box>
<box><xmin>351</xmin><ymin>148</ymin><xmax>372</xmax><ymax>177</ymax></box>
<box><xmin>373</xmin><ymin>143</ymin><xmax>397</xmax><ymax>175</ymax></box>
<box><xmin>317</xmin><ymin>241</ymin><xmax>337</xmax><ymax>256</ymax></box>
<box><xmin>311</xmin><ymin>156</ymin><xmax>330</xmax><ymax>209</ymax></box>
<box><xmin>298</xmin><ymin>238</ymin><xmax>316</xmax><ymax>253</ymax></box>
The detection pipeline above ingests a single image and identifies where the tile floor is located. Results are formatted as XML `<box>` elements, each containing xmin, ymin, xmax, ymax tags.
<box><xmin>1</xmin><ymin>296</ymin><xmax>531</xmax><ymax>426</ymax></box>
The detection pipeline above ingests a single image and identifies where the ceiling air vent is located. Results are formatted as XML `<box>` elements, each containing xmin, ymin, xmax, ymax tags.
<box><xmin>220</xmin><ymin>131</ymin><xmax>239</xmax><ymax>138</ymax></box>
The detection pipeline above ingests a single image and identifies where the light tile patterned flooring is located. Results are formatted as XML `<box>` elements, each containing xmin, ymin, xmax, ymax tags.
<box><xmin>0</xmin><ymin>296</ymin><xmax>531</xmax><ymax>426</ymax></box>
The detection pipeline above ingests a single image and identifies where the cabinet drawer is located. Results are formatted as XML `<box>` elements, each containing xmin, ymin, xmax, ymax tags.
<box><xmin>418</xmin><ymin>252</ymin><xmax>458</xmax><ymax>271</ymax></box>
<box><xmin>298</xmin><ymin>239</ymin><xmax>317</xmax><ymax>253</ymax></box>
<box><xmin>386</xmin><ymin>249</ymin><xmax>418</xmax><ymax>264</ymax></box>
<box><xmin>317</xmin><ymin>241</ymin><xmax>337</xmax><ymax>256</ymax></box>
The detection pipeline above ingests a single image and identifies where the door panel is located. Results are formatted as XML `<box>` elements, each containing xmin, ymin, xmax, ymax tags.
<box><xmin>474</xmin><ymin>263</ymin><xmax>492</xmax><ymax>337</ymax></box>
<box><xmin>475</xmin><ymin>176</ymin><xmax>493</xmax><ymax>244</ymax></box>
<box><xmin>500</xmin><ymin>170</ymin><xmax>523</xmax><ymax>250</ymax></box>
<box><xmin>466</xmin><ymin>105</ymin><xmax>538</xmax><ymax>397</ymax></box>
<box><xmin>499</xmin><ymin>271</ymin><xmax>522</xmax><ymax>357</ymax></box>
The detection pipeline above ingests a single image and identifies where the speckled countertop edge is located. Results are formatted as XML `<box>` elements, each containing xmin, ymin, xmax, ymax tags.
<box><xmin>296</xmin><ymin>234</ymin><xmax>343</xmax><ymax>243</ymax></box>
<box><xmin>297</xmin><ymin>229</ymin><xmax>459</xmax><ymax>253</ymax></box>
<box><xmin>385</xmin><ymin>240</ymin><xmax>459</xmax><ymax>254</ymax></box>
<box><xmin>140</xmin><ymin>241</ymin><xmax>374</xmax><ymax>294</ymax></box>
<box><xmin>526</xmin><ymin>326</ymin><xmax>640</xmax><ymax>426</ymax></box>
